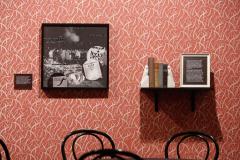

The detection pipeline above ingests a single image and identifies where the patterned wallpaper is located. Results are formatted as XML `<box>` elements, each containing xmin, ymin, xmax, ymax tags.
<box><xmin>0</xmin><ymin>0</ymin><xmax>239</xmax><ymax>159</ymax></box>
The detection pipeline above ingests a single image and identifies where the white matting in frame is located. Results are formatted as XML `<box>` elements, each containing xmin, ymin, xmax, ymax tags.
<box><xmin>180</xmin><ymin>54</ymin><xmax>210</xmax><ymax>88</ymax></box>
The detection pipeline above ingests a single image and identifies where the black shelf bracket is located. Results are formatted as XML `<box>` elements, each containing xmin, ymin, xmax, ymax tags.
<box><xmin>154</xmin><ymin>92</ymin><xmax>159</xmax><ymax>112</ymax></box>
<box><xmin>141</xmin><ymin>87</ymin><xmax>211</xmax><ymax>112</ymax></box>
<box><xmin>190</xmin><ymin>91</ymin><xmax>196</xmax><ymax>112</ymax></box>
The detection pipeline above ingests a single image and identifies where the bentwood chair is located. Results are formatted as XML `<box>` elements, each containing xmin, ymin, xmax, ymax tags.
<box><xmin>0</xmin><ymin>139</ymin><xmax>11</xmax><ymax>160</ymax></box>
<box><xmin>164</xmin><ymin>131</ymin><xmax>219</xmax><ymax>160</ymax></box>
<box><xmin>78</xmin><ymin>149</ymin><xmax>143</xmax><ymax>160</ymax></box>
<box><xmin>61</xmin><ymin>129</ymin><xmax>115</xmax><ymax>160</ymax></box>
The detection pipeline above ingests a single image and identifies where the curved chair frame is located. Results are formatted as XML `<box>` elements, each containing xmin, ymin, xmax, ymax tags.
<box><xmin>0</xmin><ymin>139</ymin><xmax>11</xmax><ymax>160</ymax></box>
<box><xmin>164</xmin><ymin>131</ymin><xmax>219</xmax><ymax>160</ymax></box>
<box><xmin>61</xmin><ymin>129</ymin><xmax>115</xmax><ymax>160</ymax></box>
<box><xmin>72</xmin><ymin>133</ymin><xmax>104</xmax><ymax>160</ymax></box>
<box><xmin>78</xmin><ymin>149</ymin><xmax>143</xmax><ymax>160</ymax></box>
<box><xmin>176</xmin><ymin>135</ymin><xmax>210</xmax><ymax>159</ymax></box>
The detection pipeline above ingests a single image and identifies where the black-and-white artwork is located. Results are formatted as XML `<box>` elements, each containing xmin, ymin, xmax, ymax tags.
<box><xmin>180</xmin><ymin>54</ymin><xmax>210</xmax><ymax>88</ymax></box>
<box><xmin>41</xmin><ymin>24</ymin><xmax>109</xmax><ymax>89</ymax></box>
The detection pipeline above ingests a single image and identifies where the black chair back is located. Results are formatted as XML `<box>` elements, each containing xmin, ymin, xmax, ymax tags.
<box><xmin>61</xmin><ymin>129</ymin><xmax>115</xmax><ymax>160</ymax></box>
<box><xmin>164</xmin><ymin>131</ymin><xmax>219</xmax><ymax>160</ymax></box>
<box><xmin>78</xmin><ymin>149</ymin><xmax>143</xmax><ymax>160</ymax></box>
<box><xmin>0</xmin><ymin>139</ymin><xmax>10</xmax><ymax>160</ymax></box>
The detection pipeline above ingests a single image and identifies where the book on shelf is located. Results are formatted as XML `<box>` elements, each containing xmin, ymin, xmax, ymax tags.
<box><xmin>154</xmin><ymin>63</ymin><xmax>160</xmax><ymax>87</ymax></box>
<box><xmin>148</xmin><ymin>57</ymin><xmax>155</xmax><ymax>88</ymax></box>
<box><xmin>141</xmin><ymin>58</ymin><xmax>174</xmax><ymax>88</ymax></box>
<box><xmin>158</xmin><ymin>63</ymin><xmax>163</xmax><ymax>88</ymax></box>
<box><xmin>157</xmin><ymin>63</ymin><xmax>168</xmax><ymax>88</ymax></box>
<box><xmin>162</xmin><ymin>64</ymin><xmax>168</xmax><ymax>88</ymax></box>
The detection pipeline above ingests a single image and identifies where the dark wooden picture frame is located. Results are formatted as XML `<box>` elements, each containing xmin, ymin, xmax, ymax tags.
<box><xmin>180</xmin><ymin>54</ymin><xmax>210</xmax><ymax>88</ymax></box>
<box><xmin>41</xmin><ymin>23</ymin><xmax>109</xmax><ymax>89</ymax></box>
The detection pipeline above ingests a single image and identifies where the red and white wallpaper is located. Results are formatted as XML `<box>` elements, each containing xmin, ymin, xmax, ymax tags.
<box><xmin>0</xmin><ymin>0</ymin><xmax>240</xmax><ymax>159</ymax></box>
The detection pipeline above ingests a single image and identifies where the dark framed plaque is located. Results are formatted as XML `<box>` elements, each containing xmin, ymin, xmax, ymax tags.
<box><xmin>41</xmin><ymin>23</ymin><xmax>109</xmax><ymax>89</ymax></box>
<box><xmin>14</xmin><ymin>74</ymin><xmax>32</xmax><ymax>90</ymax></box>
<box><xmin>180</xmin><ymin>54</ymin><xmax>210</xmax><ymax>88</ymax></box>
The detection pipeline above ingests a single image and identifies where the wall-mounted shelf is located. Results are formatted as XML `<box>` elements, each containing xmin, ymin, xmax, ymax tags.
<box><xmin>140</xmin><ymin>87</ymin><xmax>212</xmax><ymax>112</ymax></box>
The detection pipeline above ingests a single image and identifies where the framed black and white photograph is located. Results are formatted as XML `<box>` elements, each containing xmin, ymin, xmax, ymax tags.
<box><xmin>41</xmin><ymin>23</ymin><xmax>109</xmax><ymax>89</ymax></box>
<box><xmin>180</xmin><ymin>54</ymin><xmax>210</xmax><ymax>88</ymax></box>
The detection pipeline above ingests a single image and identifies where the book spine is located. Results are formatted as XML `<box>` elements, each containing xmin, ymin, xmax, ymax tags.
<box><xmin>154</xmin><ymin>63</ymin><xmax>160</xmax><ymax>87</ymax></box>
<box><xmin>163</xmin><ymin>64</ymin><xmax>168</xmax><ymax>88</ymax></box>
<box><xmin>159</xmin><ymin>63</ymin><xmax>164</xmax><ymax>88</ymax></box>
<box><xmin>148</xmin><ymin>57</ymin><xmax>155</xmax><ymax>88</ymax></box>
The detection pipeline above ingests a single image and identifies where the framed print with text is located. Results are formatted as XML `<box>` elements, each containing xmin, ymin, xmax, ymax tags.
<box><xmin>180</xmin><ymin>54</ymin><xmax>210</xmax><ymax>88</ymax></box>
<box><xmin>41</xmin><ymin>23</ymin><xmax>109</xmax><ymax>89</ymax></box>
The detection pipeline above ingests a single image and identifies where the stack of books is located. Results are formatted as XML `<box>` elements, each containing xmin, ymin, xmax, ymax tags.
<box><xmin>140</xmin><ymin>57</ymin><xmax>175</xmax><ymax>88</ymax></box>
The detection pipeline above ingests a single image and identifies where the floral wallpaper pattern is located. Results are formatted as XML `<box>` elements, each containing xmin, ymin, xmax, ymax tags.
<box><xmin>0</xmin><ymin>0</ymin><xmax>239</xmax><ymax>159</ymax></box>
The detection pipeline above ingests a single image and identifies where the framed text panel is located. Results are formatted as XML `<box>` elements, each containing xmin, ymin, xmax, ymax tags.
<box><xmin>180</xmin><ymin>54</ymin><xmax>210</xmax><ymax>88</ymax></box>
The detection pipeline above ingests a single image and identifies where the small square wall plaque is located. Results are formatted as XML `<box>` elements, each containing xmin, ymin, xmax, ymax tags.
<box><xmin>14</xmin><ymin>74</ymin><xmax>32</xmax><ymax>90</ymax></box>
